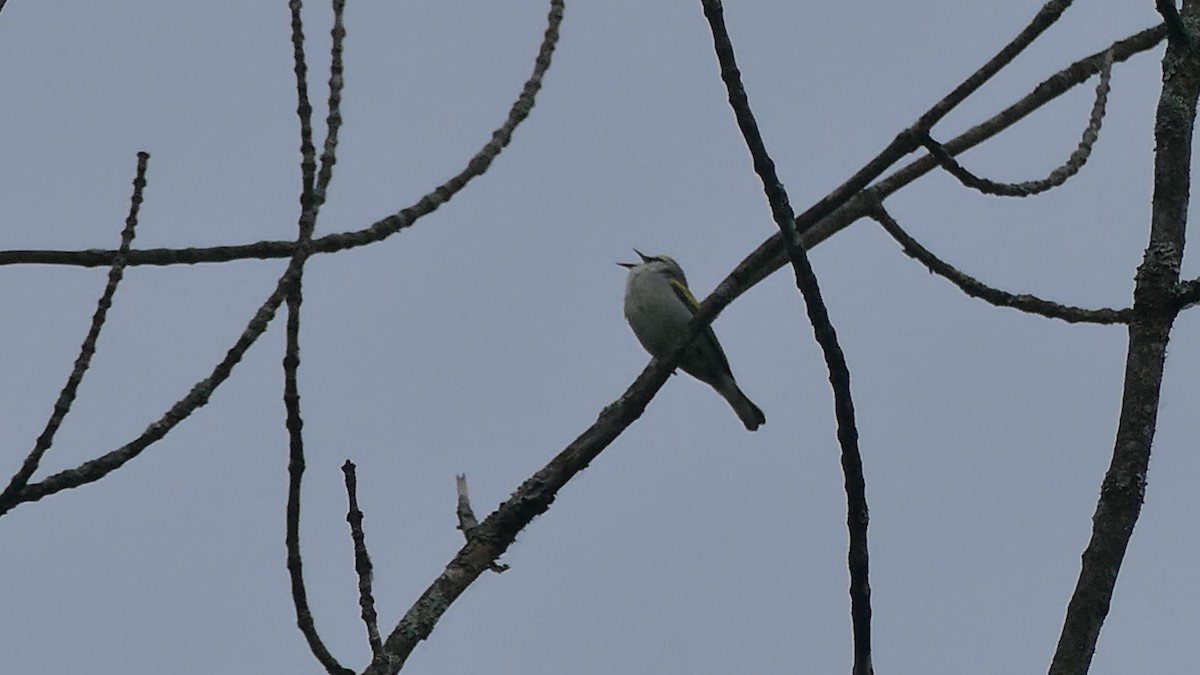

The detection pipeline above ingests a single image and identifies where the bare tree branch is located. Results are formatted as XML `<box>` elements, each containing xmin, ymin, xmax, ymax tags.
<box><xmin>342</xmin><ymin>461</ymin><xmax>383</xmax><ymax>661</ymax></box>
<box><xmin>699</xmin><ymin>1</ymin><xmax>873</xmax><ymax>673</ymax></box>
<box><xmin>316</xmin><ymin>0</ymin><xmax>347</xmax><ymax>205</ymax></box>
<box><xmin>731</xmin><ymin>25</ymin><xmax>1167</xmax><ymax>296</ymax></box>
<box><xmin>455</xmin><ymin>475</ymin><xmax>508</xmax><ymax>574</ymax></box>
<box><xmin>919</xmin><ymin>48</ymin><xmax>1113</xmax><ymax>197</ymax></box>
<box><xmin>283</xmin><ymin>3</ymin><xmax>351</xmax><ymax>673</ymax></box>
<box><xmin>1049</xmin><ymin>5</ymin><xmax>1200</xmax><ymax>673</ymax></box>
<box><xmin>1174</xmin><ymin>276</ymin><xmax>1200</xmax><ymax>307</ymax></box>
<box><xmin>454</xmin><ymin>474</ymin><xmax>479</xmax><ymax>534</ymax></box>
<box><xmin>0</xmin><ymin>152</ymin><xmax>150</xmax><ymax>516</ymax></box>
<box><xmin>362</xmin><ymin>11</ymin><xmax>1162</xmax><ymax>673</ymax></box>
<box><xmin>4</xmin><ymin>0</ymin><xmax>564</xmax><ymax>511</ymax></box>
<box><xmin>868</xmin><ymin>200</ymin><xmax>1132</xmax><ymax>324</ymax></box>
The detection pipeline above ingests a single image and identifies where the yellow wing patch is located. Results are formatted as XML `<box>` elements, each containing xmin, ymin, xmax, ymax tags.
<box><xmin>668</xmin><ymin>278</ymin><xmax>701</xmax><ymax>314</ymax></box>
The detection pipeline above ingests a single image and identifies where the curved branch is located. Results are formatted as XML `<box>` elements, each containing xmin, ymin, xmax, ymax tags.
<box><xmin>919</xmin><ymin>48</ymin><xmax>1113</xmax><ymax>197</ymax></box>
<box><xmin>869</xmin><ymin>200</ymin><xmax>1131</xmax><ymax>325</ymax></box>
<box><xmin>701</xmin><ymin>2</ymin><xmax>873</xmax><ymax>674</ymax></box>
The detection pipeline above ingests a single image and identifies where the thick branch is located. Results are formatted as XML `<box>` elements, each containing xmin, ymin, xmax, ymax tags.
<box><xmin>1049</xmin><ymin>4</ymin><xmax>1200</xmax><ymax>673</ymax></box>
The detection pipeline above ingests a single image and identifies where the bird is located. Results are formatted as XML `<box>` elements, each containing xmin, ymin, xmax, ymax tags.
<box><xmin>618</xmin><ymin>250</ymin><xmax>765</xmax><ymax>431</ymax></box>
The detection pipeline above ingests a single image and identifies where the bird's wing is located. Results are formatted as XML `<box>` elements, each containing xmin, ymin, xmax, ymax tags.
<box><xmin>668</xmin><ymin>278</ymin><xmax>701</xmax><ymax>314</ymax></box>
<box><xmin>668</xmin><ymin>278</ymin><xmax>734</xmax><ymax>376</ymax></box>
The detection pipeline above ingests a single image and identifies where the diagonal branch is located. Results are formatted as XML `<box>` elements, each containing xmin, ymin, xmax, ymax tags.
<box><xmin>868</xmin><ymin>200</ymin><xmax>1131</xmax><ymax>325</ymax></box>
<box><xmin>0</xmin><ymin>152</ymin><xmax>150</xmax><ymax>516</ymax></box>
<box><xmin>700</xmin><ymin>2</ymin><xmax>873</xmax><ymax>674</ymax></box>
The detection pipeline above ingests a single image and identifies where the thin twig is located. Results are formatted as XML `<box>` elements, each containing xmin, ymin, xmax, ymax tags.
<box><xmin>290</xmin><ymin>0</ymin><xmax>318</xmax><ymax>204</ymax></box>
<box><xmin>315</xmin><ymin>0</ymin><xmax>347</xmax><ymax>205</ymax></box>
<box><xmin>455</xmin><ymin>475</ymin><xmax>508</xmax><ymax>573</ymax></box>
<box><xmin>700</xmin><ymin>2</ymin><xmax>872</xmax><ymax>673</ymax></box>
<box><xmin>0</xmin><ymin>153</ymin><xmax>150</xmax><ymax>516</ymax></box>
<box><xmin>343</xmin><ymin>461</ymin><xmax>383</xmax><ymax>660</ymax></box>
<box><xmin>868</xmin><ymin>200</ymin><xmax>1132</xmax><ymax>325</ymax></box>
<box><xmin>919</xmin><ymin>48</ymin><xmax>1113</xmax><ymax>197</ymax></box>
<box><xmin>1049</xmin><ymin>4</ymin><xmax>1200</xmax><ymax>672</ymax></box>
<box><xmin>918</xmin><ymin>0</ymin><xmax>1077</xmax><ymax>129</ymax></box>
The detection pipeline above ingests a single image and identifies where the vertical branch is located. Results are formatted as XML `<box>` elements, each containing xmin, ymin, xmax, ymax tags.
<box><xmin>1049</xmin><ymin>5</ymin><xmax>1199</xmax><ymax>674</ymax></box>
<box><xmin>342</xmin><ymin>461</ymin><xmax>383</xmax><ymax>659</ymax></box>
<box><xmin>698</xmin><ymin>2</ymin><xmax>872</xmax><ymax>674</ymax></box>
<box><xmin>0</xmin><ymin>152</ymin><xmax>150</xmax><ymax>516</ymax></box>
<box><xmin>289</xmin><ymin>0</ymin><xmax>318</xmax><ymax>205</ymax></box>
<box><xmin>283</xmin><ymin>3</ymin><xmax>348</xmax><ymax>674</ymax></box>
<box><xmin>315</xmin><ymin>0</ymin><xmax>347</xmax><ymax>206</ymax></box>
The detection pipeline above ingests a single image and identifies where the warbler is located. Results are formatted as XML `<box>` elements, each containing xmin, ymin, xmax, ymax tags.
<box><xmin>619</xmin><ymin>250</ymin><xmax>765</xmax><ymax>431</ymax></box>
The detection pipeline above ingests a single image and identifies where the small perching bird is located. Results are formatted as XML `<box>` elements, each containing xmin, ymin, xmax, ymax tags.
<box><xmin>619</xmin><ymin>250</ymin><xmax>765</xmax><ymax>431</ymax></box>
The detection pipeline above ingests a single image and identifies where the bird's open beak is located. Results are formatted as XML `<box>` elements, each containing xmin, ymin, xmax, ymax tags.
<box><xmin>617</xmin><ymin>248</ymin><xmax>649</xmax><ymax>269</ymax></box>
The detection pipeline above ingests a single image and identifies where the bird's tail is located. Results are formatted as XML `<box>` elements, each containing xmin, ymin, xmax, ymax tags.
<box><xmin>714</xmin><ymin>377</ymin><xmax>765</xmax><ymax>431</ymax></box>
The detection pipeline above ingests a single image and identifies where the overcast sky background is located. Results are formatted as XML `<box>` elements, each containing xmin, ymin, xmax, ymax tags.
<box><xmin>1</xmin><ymin>2</ymin><xmax>1195</xmax><ymax>674</ymax></box>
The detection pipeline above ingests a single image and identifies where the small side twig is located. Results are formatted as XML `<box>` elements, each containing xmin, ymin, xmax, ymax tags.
<box><xmin>0</xmin><ymin>152</ymin><xmax>150</xmax><ymax>517</ymax></box>
<box><xmin>455</xmin><ymin>475</ymin><xmax>508</xmax><ymax>573</ymax></box>
<box><xmin>919</xmin><ymin>48</ymin><xmax>1113</xmax><ymax>197</ymax></box>
<box><xmin>455</xmin><ymin>474</ymin><xmax>479</xmax><ymax>533</ymax></box>
<box><xmin>1174</xmin><ymin>276</ymin><xmax>1200</xmax><ymax>309</ymax></box>
<box><xmin>343</xmin><ymin>461</ymin><xmax>383</xmax><ymax>659</ymax></box>
<box><xmin>700</xmin><ymin>2</ymin><xmax>873</xmax><ymax>674</ymax></box>
<box><xmin>868</xmin><ymin>200</ymin><xmax>1132</xmax><ymax>325</ymax></box>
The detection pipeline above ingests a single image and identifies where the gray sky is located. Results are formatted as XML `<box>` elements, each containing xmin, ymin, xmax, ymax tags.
<box><xmin>1</xmin><ymin>2</ymin><xmax>1195</xmax><ymax>674</ymax></box>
